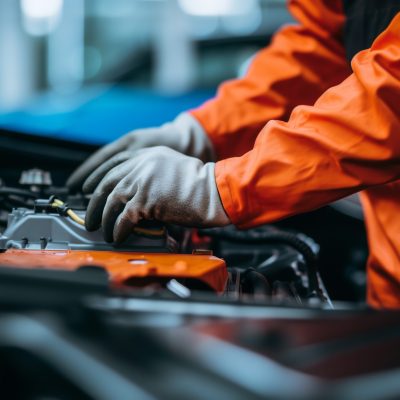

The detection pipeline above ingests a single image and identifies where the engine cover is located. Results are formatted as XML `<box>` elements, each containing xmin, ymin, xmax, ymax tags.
<box><xmin>0</xmin><ymin>207</ymin><xmax>176</xmax><ymax>252</ymax></box>
<box><xmin>0</xmin><ymin>206</ymin><xmax>228</xmax><ymax>293</ymax></box>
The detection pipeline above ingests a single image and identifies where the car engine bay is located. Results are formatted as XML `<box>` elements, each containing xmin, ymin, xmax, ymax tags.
<box><xmin>0</xmin><ymin>130</ymin><xmax>398</xmax><ymax>400</ymax></box>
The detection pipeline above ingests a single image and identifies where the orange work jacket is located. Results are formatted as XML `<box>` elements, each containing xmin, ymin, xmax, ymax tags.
<box><xmin>191</xmin><ymin>0</ymin><xmax>400</xmax><ymax>308</ymax></box>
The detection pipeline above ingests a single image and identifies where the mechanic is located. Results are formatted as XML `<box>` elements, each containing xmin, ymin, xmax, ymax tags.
<box><xmin>67</xmin><ymin>1</ymin><xmax>400</xmax><ymax>309</ymax></box>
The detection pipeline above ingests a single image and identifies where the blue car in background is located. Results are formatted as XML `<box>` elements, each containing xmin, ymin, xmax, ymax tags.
<box><xmin>0</xmin><ymin>86</ymin><xmax>214</xmax><ymax>145</ymax></box>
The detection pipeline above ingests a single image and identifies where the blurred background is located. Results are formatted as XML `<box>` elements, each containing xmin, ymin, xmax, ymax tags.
<box><xmin>0</xmin><ymin>0</ymin><xmax>291</xmax><ymax>144</ymax></box>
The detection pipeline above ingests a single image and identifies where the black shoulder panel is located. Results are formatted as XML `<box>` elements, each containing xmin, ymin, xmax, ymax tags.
<box><xmin>343</xmin><ymin>0</ymin><xmax>400</xmax><ymax>61</ymax></box>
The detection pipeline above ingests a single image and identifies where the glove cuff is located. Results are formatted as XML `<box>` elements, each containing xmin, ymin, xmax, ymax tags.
<box><xmin>200</xmin><ymin>162</ymin><xmax>231</xmax><ymax>227</ymax></box>
<box><xmin>172</xmin><ymin>113</ymin><xmax>216</xmax><ymax>163</ymax></box>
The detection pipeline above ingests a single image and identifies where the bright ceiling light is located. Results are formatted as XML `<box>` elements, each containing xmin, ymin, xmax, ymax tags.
<box><xmin>178</xmin><ymin>0</ymin><xmax>257</xmax><ymax>17</ymax></box>
<box><xmin>20</xmin><ymin>0</ymin><xmax>64</xmax><ymax>36</ymax></box>
<box><xmin>21</xmin><ymin>0</ymin><xmax>63</xmax><ymax>19</ymax></box>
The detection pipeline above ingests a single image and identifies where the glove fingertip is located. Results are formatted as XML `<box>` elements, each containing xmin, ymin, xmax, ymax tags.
<box><xmin>84</xmin><ymin>215</ymin><xmax>100</xmax><ymax>232</ymax></box>
<box><xmin>82</xmin><ymin>179</ymin><xmax>95</xmax><ymax>194</ymax></box>
<box><xmin>103</xmin><ymin>227</ymin><xmax>115</xmax><ymax>243</ymax></box>
<box><xmin>114</xmin><ymin>230</ymin><xmax>129</xmax><ymax>245</ymax></box>
<box><xmin>66</xmin><ymin>174</ymin><xmax>82</xmax><ymax>191</ymax></box>
<box><xmin>67</xmin><ymin>163</ymin><xmax>95</xmax><ymax>190</ymax></box>
<box><xmin>113</xmin><ymin>215</ymin><xmax>135</xmax><ymax>244</ymax></box>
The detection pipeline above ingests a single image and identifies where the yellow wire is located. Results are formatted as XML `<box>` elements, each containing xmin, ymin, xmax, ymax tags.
<box><xmin>51</xmin><ymin>198</ymin><xmax>165</xmax><ymax>237</ymax></box>
<box><xmin>52</xmin><ymin>199</ymin><xmax>63</xmax><ymax>207</ymax></box>
<box><xmin>51</xmin><ymin>199</ymin><xmax>85</xmax><ymax>226</ymax></box>
<box><xmin>66</xmin><ymin>209</ymin><xmax>85</xmax><ymax>225</ymax></box>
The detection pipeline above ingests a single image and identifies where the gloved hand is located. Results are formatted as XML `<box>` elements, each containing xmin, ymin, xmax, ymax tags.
<box><xmin>66</xmin><ymin>113</ymin><xmax>214</xmax><ymax>191</ymax></box>
<box><xmin>83</xmin><ymin>146</ymin><xmax>230</xmax><ymax>243</ymax></box>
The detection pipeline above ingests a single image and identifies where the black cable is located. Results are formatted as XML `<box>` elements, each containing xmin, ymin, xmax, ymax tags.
<box><xmin>0</xmin><ymin>187</ymin><xmax>39</xmax><ymax>198</ymax></box>
<box><xmin>199</xmin><ymin>228</ymin><xmax>320</xmax><ymax>296</ymax></box>
<box><xmin>241</xmin><ymin>268</ymin><xmax>271</xmax><ymax>298</ymax></box>
<box><xmin>0</xmin><ymin>187</ymin><xmax>38</xmax><ymax>212</ymax></box>
<box><xmin>0</xmin><ymin>196</ymin><xmax>34</xmax><ymax>208</ymax></box>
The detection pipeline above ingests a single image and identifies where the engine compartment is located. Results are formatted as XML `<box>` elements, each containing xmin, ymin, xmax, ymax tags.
<box><xmin>1</xmin><ymin>130</ymin><xmax>394</xmax><ymax>400</ymax></box>
<box><xmin>0</xmin><ymin>171</ymin><xmax>329</xmax><ymax>305</ymax></box>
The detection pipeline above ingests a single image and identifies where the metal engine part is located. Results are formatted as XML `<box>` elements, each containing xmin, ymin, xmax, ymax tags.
<box><xmin>0</xmin><ymin>207</ymin><xmax>177</xmax><ymax>252</ymax></box>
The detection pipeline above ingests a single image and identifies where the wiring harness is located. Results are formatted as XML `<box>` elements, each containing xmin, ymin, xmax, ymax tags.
<box><xmin>199</xmin><ymin>227</ymin><xmax>324</xmax><ymax>301</ymax></box>
<box><xmin>34</xmin><ymin>196</ymin><xmax>166</xmax><ymax>238</ymax></box>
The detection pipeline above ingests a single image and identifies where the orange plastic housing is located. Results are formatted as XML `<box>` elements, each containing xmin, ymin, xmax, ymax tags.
<box><xmin>0</xmin><ymin>250</ymin><xmax>228</xmax><ymax>293</ymax></box>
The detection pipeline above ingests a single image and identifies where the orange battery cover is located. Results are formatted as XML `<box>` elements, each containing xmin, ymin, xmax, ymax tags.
<box><xmin>0</xmin><ymin>250</ymin><xmax>228</xmax><ymax>293</ymax></box>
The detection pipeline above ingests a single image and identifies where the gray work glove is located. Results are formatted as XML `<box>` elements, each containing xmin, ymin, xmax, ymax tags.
<box><xmin>83</xmin><ymin>146</ymin><xmax>230</xmax><ymax>243</ymax></box>
<box><xmin>66</xmin><ymin>113</ymin><xmax>214</xmax><ymax>190</ymax></box>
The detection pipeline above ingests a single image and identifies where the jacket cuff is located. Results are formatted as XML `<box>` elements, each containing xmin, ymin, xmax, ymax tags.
<box><xmin>215</xmin><ymin>159</ymin><xmax>242</xmax><ymax>226</ymax></box>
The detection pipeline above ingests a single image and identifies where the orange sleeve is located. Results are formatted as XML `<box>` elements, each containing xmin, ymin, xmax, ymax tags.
<box><xmin>216</xmin><ymin>13</ymin><xmax>400</xmax><ymax>228</ymax></box>
<box><xmin>190</xmin><ymin>0</ymin><xmax>350</xmax><ymax>160</ymax></box>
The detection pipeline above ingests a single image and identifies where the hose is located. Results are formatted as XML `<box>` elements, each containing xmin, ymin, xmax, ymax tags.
<box><xmin>199</xmin><ymin>228</ymin><xmax>320</xmax><ymax>296</ymax></box>
<box><xmin>241</xmin><ymin>267</ymin><xmax>271</xmax><ymax>298</ymax></box>
<box><xmin>0</xmin><ymin>187</ymin><xmax>39</xmax><ymax>198</ymax></box>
